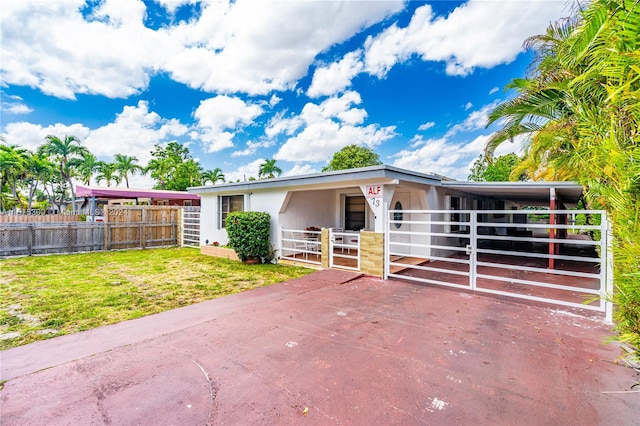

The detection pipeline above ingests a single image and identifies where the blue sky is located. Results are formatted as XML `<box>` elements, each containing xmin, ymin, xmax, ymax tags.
<box><xmin>1</xmin><ymin>0</ymin><xmax>571</xmax><ymax>187</ymax></box>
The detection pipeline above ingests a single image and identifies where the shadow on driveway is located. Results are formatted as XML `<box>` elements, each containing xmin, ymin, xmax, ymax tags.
<box><xmin>1</xmin><ymin>269</ymin><xmax>638</xmax><ymax>424</ymax></box>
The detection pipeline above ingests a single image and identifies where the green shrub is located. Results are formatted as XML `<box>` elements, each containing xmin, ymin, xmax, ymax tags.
<box><xmin>225</xmin><ymin>211</ymin><xmax>272</xmax><ymax>262</ymax></box>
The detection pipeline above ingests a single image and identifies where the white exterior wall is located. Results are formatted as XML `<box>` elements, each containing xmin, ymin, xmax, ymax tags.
<box><xmin>279</xmin><ymin>189</ymin><xmax>336</xmax><ymax>230</ymax></box>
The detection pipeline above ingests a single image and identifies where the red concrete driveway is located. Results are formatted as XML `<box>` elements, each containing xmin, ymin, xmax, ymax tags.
<box><xmin>1</xmin><ymin>269</ymin><xmax>638</xmax><ymax>425</ymax></box>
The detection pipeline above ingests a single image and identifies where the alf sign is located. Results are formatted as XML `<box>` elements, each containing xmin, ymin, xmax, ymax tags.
<box><xmin>366</xmin><ymin>185</ymin><xmax>382</xmax><ymax>198</ymax></box>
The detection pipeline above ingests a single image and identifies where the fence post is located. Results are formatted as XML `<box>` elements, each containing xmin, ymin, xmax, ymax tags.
<box><xmin>179</xmin><ymin>208</ymin><xmax>184</xmax><ymax>247</ymax></box>
<box><xmin>28</xmin><ymin>224</ymin><xmax>34</xmax><ymax>256</ymax></box>
<box><xmin>67</xmin><ymin>223</ymin><xmax>73</xmax><ymax>254</ymax></box>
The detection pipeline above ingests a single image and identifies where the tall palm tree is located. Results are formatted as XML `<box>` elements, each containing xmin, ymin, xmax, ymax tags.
<box><xmin>202</xmin><ymin>167</ymin><xmax>225</xmax><ymax>185</ymax></box>
<box><xmin>41</xmin><ymin>135</ymin><xmax>88</xmax><ymax>213</ymax></box>
<box><xmin>24</xmin><ymin>151</ymin><xmax>56</xmax><ymax>209</ymax></box>
<box><xmin>258</xmin><ymin>159</ymin><xmax>282</xmax><ymax>179</ymax></box>
<box><xmin>76</xmin><ymin>152</ymin><xmax>101</xmax><ymax>185</ymax></box>
<box><xmin>114</xmin><ymin>154</ymin><xmax>143</xmax><ymax>188</ymax></box>
<box><xmin>0</xmin><ymin>143</ymin><xmax>30</xmax><ymax>211</ymax></box>
<box><xmin>95</xmin><ymin>162</ymin><xmax>121</xmax><ymax>187</ymax></box>
<box><xmin>145</xmin><ymin>157</ymin><xmax>172</xmax><ymax>190</ymax></box>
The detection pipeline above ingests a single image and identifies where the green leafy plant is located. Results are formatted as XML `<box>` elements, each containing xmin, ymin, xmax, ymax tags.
<box><xmin>225</xmin><ymin>211</ymin><xmax>272</xmax><ymax>262</ymax></box>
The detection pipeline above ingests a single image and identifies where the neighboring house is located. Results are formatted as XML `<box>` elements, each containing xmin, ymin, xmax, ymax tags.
<box><xmin>76</xmin><ymin>185</ymin><xmax>201</xmax><ymax>208</ymax></box>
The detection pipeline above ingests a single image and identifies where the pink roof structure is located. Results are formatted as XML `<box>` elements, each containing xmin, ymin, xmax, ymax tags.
<box><xmin>76</xmin><ymin>185</ymin><xmax>200</xmax><ymax>201</ymax></box>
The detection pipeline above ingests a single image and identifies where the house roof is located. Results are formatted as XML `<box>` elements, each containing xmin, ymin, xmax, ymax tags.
<box><xmin>188</xmin><ymin>165</ymin><xmax>443</xmax><ymax>194</ymax></box>
<box><xmin>442</xmin><ymin>181</ymin><xmax>583</xmax><ymax>206</ymax></box>
<box><xmin>188</xmin><ymin>164</ymin><xmax>583</xmax><ymax>206</ymax></box>
<box><xmin>76</xmin><ymin>185</ymin><xmax>200</xmax><ymax>200</ymax></box>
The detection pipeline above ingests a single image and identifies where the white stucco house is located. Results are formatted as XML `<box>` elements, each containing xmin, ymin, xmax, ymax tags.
<box><xmin>189</xmin><ymin>165</ymin><xmax>584</xmax><ymax>269</ymax></box>
<box><xmin>188</xmin><ymin>164</ymin><xmax>611</xmax><ymax>319</ymax></box>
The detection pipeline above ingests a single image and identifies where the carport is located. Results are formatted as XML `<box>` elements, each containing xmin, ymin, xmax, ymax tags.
<box><xmin>386</xmin><ymin>181</ymin><xmax>613</xmax><ymax>322</ymax></box>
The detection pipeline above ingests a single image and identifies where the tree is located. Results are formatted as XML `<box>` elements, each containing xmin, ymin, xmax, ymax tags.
<box><xmin>468</xmin><ymin>154</ymin><xmax>528</xmax><ymax>182</ymax></box>
<box><xmin>258</xmin><ymin>159</ymin><xmax>282</xmax><ymax>179</ymax></box>
<box><xmin>322</xmin><ymin>145</ymin><xmax>382</xmax><ymax>172</ymax></box>
<box><xmin>76</xmin><ymin>152</ymin><xmax>101</xmax><ymax>185</ymax></box>
<box><xmin>114</xmin><ymin>154</ymin><xmax>143</xmax><ymax>188</ymax></box>
<box><xmin>145</xmin><ymin>142</ymin><xmax>203</xmax><ymax>191</ymax></box>
<box><xmin>0</xmin><ymin>143</ymin><xmax>30</xmax><ymax>211</ymax></box>
<box><xmin>95</xmin><ymin>162</ymin><xmax>121</xmax><ymax>187</ymax></box>
<box><xmin>24</xmin><ymin>151</ymin><xmax>56</xmax><ymax>210</ymax></box>
<box><xmin>202</xmin><ymin>168</ymin><xmax>225</xmax><ymax>185</ymax></box>
<box><xmin>486</xmin><ymin>0</ymin><xmax>640</xmax><ymax>352</ymax></box>
<box><xmin>40</xmin><ymin>135</ymin><xmax>88</xmax><ymax>213</ymax></box>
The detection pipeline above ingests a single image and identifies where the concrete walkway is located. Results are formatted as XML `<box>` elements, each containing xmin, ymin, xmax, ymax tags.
<box><xmin>1</xmin><ymin>270</ymin><xmax>638</xmax><ymax>425</ymax></box>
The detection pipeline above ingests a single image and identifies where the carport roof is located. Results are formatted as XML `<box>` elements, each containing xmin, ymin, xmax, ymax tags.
<box><xmin>442</xmin><ymin>181</ymin><xmax>583</xmax><ymax>206</ymax></box>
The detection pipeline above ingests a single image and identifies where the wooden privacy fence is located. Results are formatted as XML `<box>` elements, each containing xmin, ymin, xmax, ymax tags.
<box><xmin>0</xmin><ymin>213</ymin><xmax>82</xmax><ymax>223</ymax></box>
<box><xmin>0</xmin><ymin>206</ymin><xmax>183</xmax><ymax>258</ymax></box>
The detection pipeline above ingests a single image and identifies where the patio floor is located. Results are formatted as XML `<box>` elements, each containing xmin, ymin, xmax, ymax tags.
<box><xmin>1</xmin><ymin>270</ymin><xmax>637</xmax><ymax>425</ymax></box>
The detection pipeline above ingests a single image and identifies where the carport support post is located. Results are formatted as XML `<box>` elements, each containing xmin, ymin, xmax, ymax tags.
<box><xmin>605</xmin><ymin>216</ymin><xmax>614</xmax><ymax>324</ymax></box>
<box><xmin>548</xmin><ymin>188</ymin><xmax>556</xmax><ymax>269</ymax></box>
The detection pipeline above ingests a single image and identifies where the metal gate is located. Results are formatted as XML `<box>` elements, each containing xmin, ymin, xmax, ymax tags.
<box><xmin>385</xmin><ymin>209</ymin><xmax>612</xmax><ymax>321</ymax></box>
<box><xmin>329</xmin><ymin>229</ymin><xmax>360</xmax><ymax>271</ymax></box>
<box><xmin>181</xmin><ymin>206</ymin><xmax>201</xmax><ymax>247</ymax></box>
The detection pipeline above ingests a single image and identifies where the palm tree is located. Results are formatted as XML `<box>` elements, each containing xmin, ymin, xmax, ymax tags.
<box><xmin>95</xmin><ymin>162</ymin><xmax>121</xmax><ymax>187</ymax></box>
<box><xmin>76</xmin><ymin>152</ymin><xmax>101</xmax><ymax>185</ymax></box>
<box><xmin>258</xmin><ymin>159</ymin><xmax>282</xmax><ymax>179</ymax></box>
<box><xmin>486</xmin><ymin>0</ymin><xmax>640</xmax><ymax>351</ymax></box>
<box><xmin>202</xmin><ymin>168</ymin><xmax>225</xmax><ymax>185</ymax></box>
<box><xmin>24</xmin><ymin>151</ymin><xmax>57</xmax><ymax>210</ymax></box>
<box><xmin>114</xmin><ymin>154</ymin><xmax>143</xmax><ymax>188</ymax></box>
<box><xmin>145</xmin><ymin>157</ymin><xmax>172</xmax><ymax>190</ymax></box>
<box><xmin>40</xmin><ymin>135</ymin><xmax>88</xmax><ymax>213</ymax></box>
<box><xmin>0</xmin><ymin>143</ymin><xmax>30</xmax><ymax>211</ymax></box>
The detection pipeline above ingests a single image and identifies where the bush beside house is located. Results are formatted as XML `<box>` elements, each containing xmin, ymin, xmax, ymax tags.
<box><xmin>225</xmin><ymin>211</ymin><xmax>272</xmax><ymax>262</ymax></box>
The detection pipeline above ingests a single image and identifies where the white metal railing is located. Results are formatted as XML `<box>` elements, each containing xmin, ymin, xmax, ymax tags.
<box><xmin>280</xmin><ymin>228</ymin><xmax>322</xmax><ymax>265</ymax></box>
<box><xmin>329</xmin><ymin>229</ymin><xmax>360</xmax><ymax>271</ymax></box>
<box><xmin>386</xmin><ymin>209</ymin><xmax>611</xmax><ymax>320</ymax></box>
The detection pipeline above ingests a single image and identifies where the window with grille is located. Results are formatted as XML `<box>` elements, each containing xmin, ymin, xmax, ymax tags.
<box><xmin>219</xmin><ymin>195</ymin><xmax>244</xmax><ymax>228</ymax></box>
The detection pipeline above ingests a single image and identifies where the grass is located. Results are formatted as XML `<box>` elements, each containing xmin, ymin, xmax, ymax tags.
<box><xmin>0</xmin><ymin>247</ymin><xmax>314</xmax><ymax>350</ymax></box>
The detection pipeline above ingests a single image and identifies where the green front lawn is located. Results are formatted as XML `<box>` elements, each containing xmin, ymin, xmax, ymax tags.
<box><xmin>0</xmin><ymin>247</ymin><xmax>313</xmax><ymax>350</ymax></box>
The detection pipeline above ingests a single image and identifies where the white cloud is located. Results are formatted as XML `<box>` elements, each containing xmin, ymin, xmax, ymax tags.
<box><xmin>283</xmin><ymin>163</ymin><xmax>318</xmax><ymax>177</ymax></box>
<box><xmin>2</xmin><ymin>122</ymin><xmax>91</xmax><ymax>152</ymax></box>
<box><xmin>364</xmin><ymin>0</ymin><xmax>567</xmax><ymax>78</ymax></box>
<box><xmin>272</xmin><ymin>91</ymin><xmax>395</xmax><ymax>162</ymax></box>
<box><xmin>418</xmin><ymin>121</ymin><xmax>435</xmax><ymax>131</ymax></box>
<box><xmin>308</xmin><ymin>50</ymin><xmax>364</xmax><ymax>98</ymax></box>
<box><xmin>231</xmin><ymin>139</ymin><xmax>275</xmax><ymax>157</ymax></box>
<box><xmin>150</xmin><ymin>0</ymin><xmax>405</xmax><ymax>96</ymax></box>
<box><xmin>445</xmin><ymin>101</ymin><xmax>499</xmax><ymax>137</ymax></box>
<box><xmin>391</xmin><ymin>101</ymin><xmax>525</xmax><ymax>180</ymax></box>
<box><xmin>223</xmin><ymin>158</ymin><xmax>264</xmax><ymax>183</ymax></box>
<box><xmin>1</xmin><ymin>0</ymin><xmax>169</xmax><ymax>99</ymax></box>
<box><xmin>464</xmin><ymin>102</ymin><xmax>473</xmax><ymax>110</ymax></box>
<box><xmin>192</xmin><ymin>95</ymin><xmax>263</xmax><ymax>152</ymax></box>
<box><xmin>489</xmin><ymin>86</ymin><xmax>499</xmax><ymax>95</ymax></box>
<box><xmin>84</xmin><ymin>101</ymin><xmax>188</xmax><ymax>163</ymax></box>
<box><xmin>1</xmin><ymin>1</ymin><xmax>403</xmax><ymax>99</ymax></box>
<box><xmin>2</xmin><ymin>100</ymin><xmax>188</xmax><ymax>180</ymax></box>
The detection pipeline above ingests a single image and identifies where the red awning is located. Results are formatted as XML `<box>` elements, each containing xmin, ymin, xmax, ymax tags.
<box><xmin>76</xmin><ymin>185</ymin><xmax>200</xmax><ymax>200</ymax></box>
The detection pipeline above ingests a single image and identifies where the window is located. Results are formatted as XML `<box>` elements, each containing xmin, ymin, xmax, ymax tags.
<box><xmin>219</xmin><ymin>195</ymin><xmax>244</xmax><ymax>228</ymax></box>
<box><xmin>183</xmin><ymin>200</ymin><xmax>192</xmax><ymax>207</ymax></box>
<box><xmin>345</xmin><ymin>196</ymin><xmax>366</xmax><ymax>231</ymax></box>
